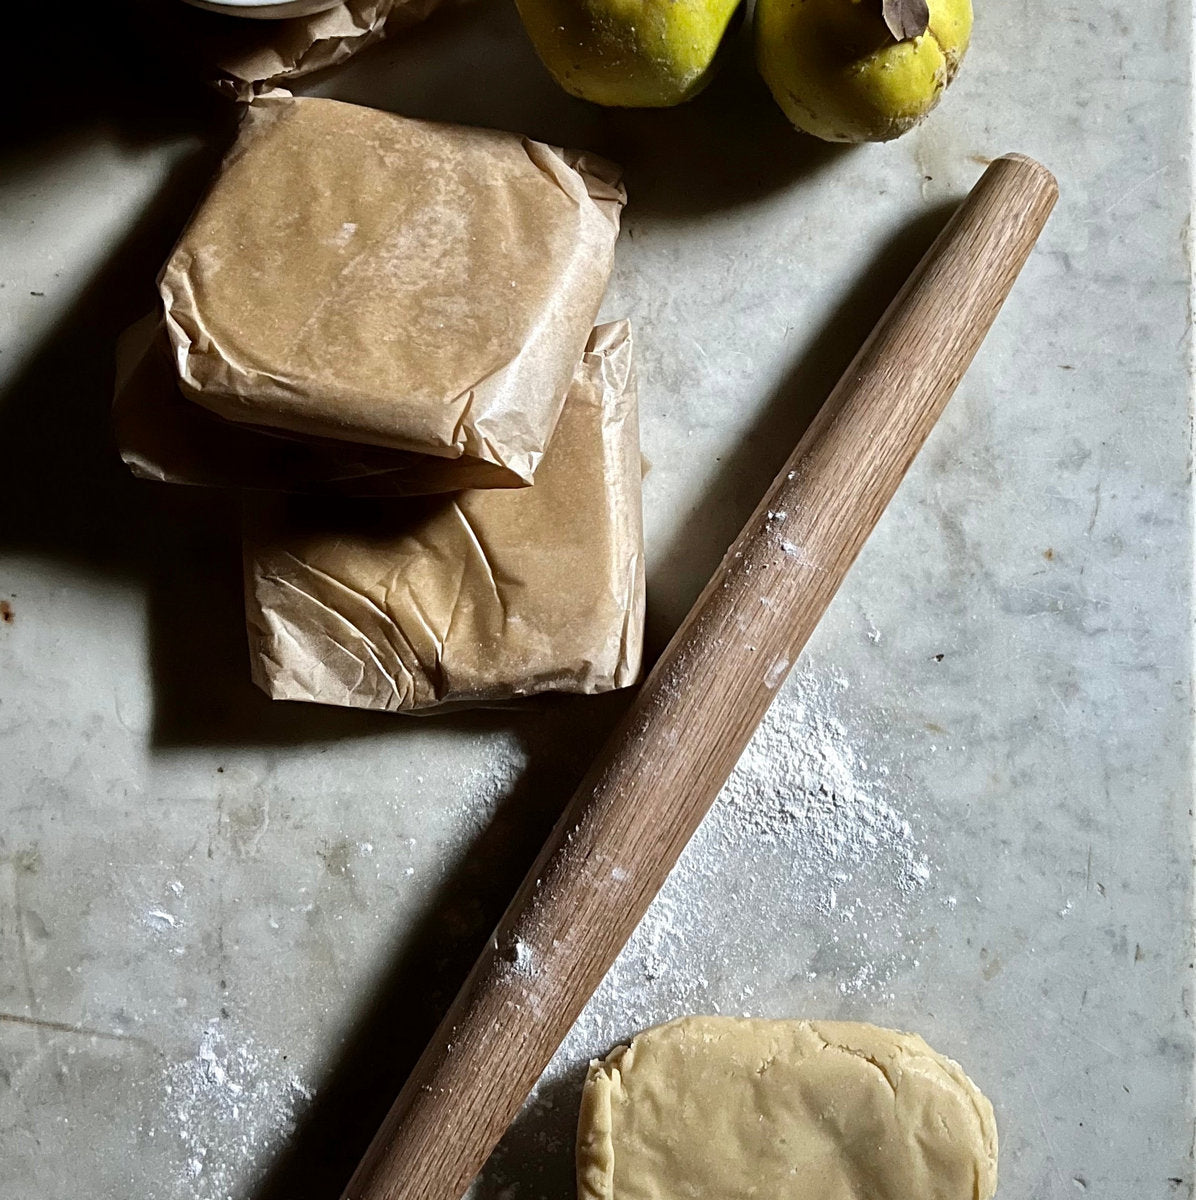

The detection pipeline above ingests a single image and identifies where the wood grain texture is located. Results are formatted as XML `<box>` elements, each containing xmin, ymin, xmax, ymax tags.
<box><xmin>340</xmin><ymin>153</ymin><xmax>1058</xmax><ymax>1200</ymax></box>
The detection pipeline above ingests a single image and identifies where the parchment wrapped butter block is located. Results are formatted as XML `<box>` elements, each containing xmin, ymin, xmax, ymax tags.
<box><xmin>114</xmin><ymin>315</ymin><xmax>526</xmax><ymax>496</ymax></box>
<box><xmin>159</xmin><ymin>93</ymin><xmax>625</xmax><ymax>486</ymax></box>
<box><xmin>245</xmin><ymin>322</ymin><xmax>644</xmax><ymax>712</ymax></box>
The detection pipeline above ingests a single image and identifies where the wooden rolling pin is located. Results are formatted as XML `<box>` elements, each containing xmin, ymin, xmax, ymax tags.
<box><xmin>341</xmin><ymin>153</ymin><xmax>1058</xmax><ymax>1200</ymax></box>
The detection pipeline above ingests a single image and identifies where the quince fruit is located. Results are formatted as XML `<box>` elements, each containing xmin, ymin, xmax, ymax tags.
<box><xmin>515</xmin><ymin>0</ymin><xmax>743</xmax><ymax>107</ymax></box>
<box><xmin>756</xmin><ymin>0</ymin><xmax>972</xmax><ymax>142</ymax></box>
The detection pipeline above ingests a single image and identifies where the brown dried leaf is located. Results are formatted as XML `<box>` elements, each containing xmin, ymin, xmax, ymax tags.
<box><xmin>882</xmin><ymin>0</ymin><xmax>930</xmax><ymax>40</ymax></box>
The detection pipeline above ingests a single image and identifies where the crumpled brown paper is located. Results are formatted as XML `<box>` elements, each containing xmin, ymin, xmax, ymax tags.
<box><xmin>158</xmin><ymin>93</ymin><xmax>626</xmax><ymax>488</ymax></box>
<box><xmin>208</xmin><ymin>0</ymin><xmax>450</xmax><ymax>101</ymax></box>
<box><xmin>142</xmin><ymin>0</ymin><xmax>459</xmax><ymax>102</ymax></box>
<box><xmin>244</xmin><ymin>321</ymin><xmax>644</xmax><ymax>712</ymax></box>
<box><xmin>113</xmin><ymin>314</ymin><xmax>526</xmax><ymax>496</ymax></box>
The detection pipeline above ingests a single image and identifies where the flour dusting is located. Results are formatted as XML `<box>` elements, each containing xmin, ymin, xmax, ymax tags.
<box><xmin>713</xmin><ymin>695</ymin><xmax>932</xmax><ymax>913</ymax></box>
<box><xmin>150</xmin><ymin>1025</ymin><xmax>313</xmax><ymax>1200</ymax></box>
<box><xmin>454</xmin><ymin>733</ymin><xmax>526</xmax><ymax>829</ymax></box>
<box><xmin>511</xmin><ymin>937</ymin><xmax>535</xmax><ymax>977</ymax></box>
<box><xmin>144</xmin><ymin>908</ymin><xmax>182</xmax><ymax>932</ymax></box>
<box><xmin>561</xmin><ymin>665</ymin><xmax>935</xmax><ymax>1039</ymax></box>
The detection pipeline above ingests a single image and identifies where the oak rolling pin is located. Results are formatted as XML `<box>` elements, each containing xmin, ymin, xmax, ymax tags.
<box><xmin>342</xmin><ymin>153</ymin><xmax>1058</xmax><ymax>1200</ymax></box>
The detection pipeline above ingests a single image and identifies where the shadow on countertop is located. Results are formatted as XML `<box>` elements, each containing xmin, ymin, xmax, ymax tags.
<box><xmin>2</xmin><ymin>0</ymin><xmax>227</xmax><ymax>154</ymax></box>
<box><xmin>7</xmin><ymin>0</ymin><xmax>844</xmax><ymax>222</ymax></box>
<box><xmin>640</xmin><ymin>199</ymin><xmax>959</xmax><ymax>657</ymax></box>
<box><xmin>0</xmin><ymin>0</ymin><xmax>233</xmax><ymax>593</ymax></box>
<box><xmin>246</xmin><ymin>685</ymin><xmax>627</xmax><ymax>1200</ymax></box>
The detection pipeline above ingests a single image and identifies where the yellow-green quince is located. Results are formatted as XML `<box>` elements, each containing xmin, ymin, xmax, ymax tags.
<box><xmin>756</xmin><ymin>0</ymin><xmax>972</xmax><ymax>142</ymax></box>
<box><xmin>515</xmin><ymin>0</ymin><xmax>743</xmax><ymax>107</ymax></box>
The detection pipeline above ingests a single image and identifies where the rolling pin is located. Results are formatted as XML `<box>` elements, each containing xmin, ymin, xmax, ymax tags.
<box><xmin>341</xmin><ymin>153</ymin><xmax>1058</xmax><ymax>1200</ymax></box>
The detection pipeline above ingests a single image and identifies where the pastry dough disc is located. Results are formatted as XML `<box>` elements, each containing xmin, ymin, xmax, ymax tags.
<box><xmin>577</xmin><ymin>1016</ymin><xmax>998</xmax><ymax>1200</ymax></box>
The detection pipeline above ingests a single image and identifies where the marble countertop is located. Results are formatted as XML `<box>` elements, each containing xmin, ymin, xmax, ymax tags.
<box><xmin>1</xmin><ymin>1</ymin><xmax>1191</xmax><ymax>1197</ymax></box>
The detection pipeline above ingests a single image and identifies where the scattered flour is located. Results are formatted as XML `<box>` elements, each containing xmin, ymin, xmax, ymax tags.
<box><xmin>454</xmin><ymin>733</ymin><xmax>527</xmax><ymax>830</ymax></box>
<box><xmin>144</xmin><ymin>909</ymin><xmax>182</xmax><ymax>932</ymax></box>
<box><xmin>561</xmin><ymin>665</ymin><xmax>936</xmax><ymax>1035</ymax></box>
<box><xmin>150</xmin><ymin>1025</ymin><xmax>313</xmax><ymax>1200</ymax></box>
<box><xmin>512</xmin><ymin>937</ymin><xmax>535</xmax><ymax>977</ymax></box>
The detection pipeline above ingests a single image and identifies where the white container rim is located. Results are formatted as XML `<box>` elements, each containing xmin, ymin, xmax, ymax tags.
<box><xmin>180</xmin><ymin>0</ymin><xmax>345</xmax><ymax>19</ymax></box>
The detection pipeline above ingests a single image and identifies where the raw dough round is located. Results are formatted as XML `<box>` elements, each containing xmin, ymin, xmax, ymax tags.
<box><xmin>577</xmin><ymin>1016</ymin><xmax>997</xmax><ymax>1200</ymax></box>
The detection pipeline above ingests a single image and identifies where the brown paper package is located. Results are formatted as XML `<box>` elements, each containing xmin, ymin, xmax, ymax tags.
<box><xmin>134</xmin><ymin>0</ymin><xmax>458</xmax><ymax>102</ymax></box>
<box><xmin>113</xmin><ymin>314</ymin><xmax>529</xmax><ymax>496</ymax></box>
<box><xmin>158</xmin><ymin>93</ymin><xmax>626</xmax><ymax>487</ymax></box>
<box><xmin>207</xmin><ymin>0</ymin><xmax>454</xmax><ymax>101</ymax></box>
<box><xmin>244</xmin><ymin>321</ymin><xmax>645</xmax><ymax>713</ymax></box>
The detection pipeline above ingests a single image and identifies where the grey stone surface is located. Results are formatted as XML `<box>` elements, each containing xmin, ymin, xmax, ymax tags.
<box><xmin>0</xmin><ymin>1</ymin><xmax>1191</xmax><ymax>1198</ymax></box>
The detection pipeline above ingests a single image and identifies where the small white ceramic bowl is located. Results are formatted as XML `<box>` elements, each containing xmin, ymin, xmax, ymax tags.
<box><xmin>182</xmin><ymin>0</ymin><xmax>344</xmax><ymax>18</ymax></box>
